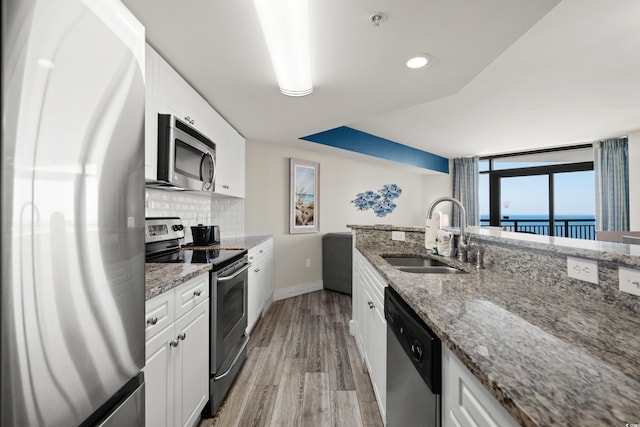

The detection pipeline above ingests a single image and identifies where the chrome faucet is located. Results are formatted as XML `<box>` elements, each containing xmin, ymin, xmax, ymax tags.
<box><xmin>427</xmin><ymin>196</ymin><xmax>470</xmax><ymax>262</ymax></box>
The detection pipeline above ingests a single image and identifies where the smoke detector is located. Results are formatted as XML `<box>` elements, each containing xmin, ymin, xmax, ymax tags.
<box><xmin>369</xmin><ymin>12</ymin><xmax>386</xmax><ymax>27</ymax></box>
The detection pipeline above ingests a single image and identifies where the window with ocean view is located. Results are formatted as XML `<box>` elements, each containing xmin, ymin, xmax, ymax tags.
<box><xmin>479</xmin><ymin>146</ymin><xmax>596</xmax><ymax>240</ymax></box>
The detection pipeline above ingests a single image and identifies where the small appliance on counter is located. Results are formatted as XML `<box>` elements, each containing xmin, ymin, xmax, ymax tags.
<box><xmin>190</xmin><ymin>224</ymin><xmax>221</xmax><ymax>246</ymax></box>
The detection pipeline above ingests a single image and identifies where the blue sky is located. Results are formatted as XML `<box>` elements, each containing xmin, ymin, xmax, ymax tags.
<box><xmin>295</xmin><ymin>165</ymin><xmax>315</xmax><ymax>196</ymax></box>
<box><xmin>479</xmin><ymin>170</ymin><xmax>595</xmax><ymax>217</ymax></box>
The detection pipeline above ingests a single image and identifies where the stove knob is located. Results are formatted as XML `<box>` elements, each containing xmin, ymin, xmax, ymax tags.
<box><xmin>178</xmin><ymin>225</ymin><xmax>184</xmax><ymax>231</ymax></box>
<box><xmin>172</xmin><ymin>225</ymin><xmax>179</xmax><ymax>231</ymax></box>
<box><xmin>411</xmin><ymin>342</ymin><xmax>423</xmax><ymax>362</ymax></box>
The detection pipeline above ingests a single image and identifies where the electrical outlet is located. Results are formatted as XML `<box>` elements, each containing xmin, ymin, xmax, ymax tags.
<box><xmin>392</xmin><ymin>231</ymin><xmax>406</xmax><ymax>241</ymax></box>
<box><xmin>619</xmin><ymin>266</ymin><xmax>640</xmax><ymax>296</ymax></box>
<box><xmin>567</xmin><ymin>256</ymin><xmax>599</xmax><ymax>284</ymax></box>
<box><xmin>306</xmin><ymin>258</ymin><xmax>311</xmax><ymax>268</ymax></box>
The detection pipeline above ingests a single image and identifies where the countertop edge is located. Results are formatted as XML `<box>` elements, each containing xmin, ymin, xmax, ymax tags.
<box><xmin>145</xmin><ymin>263</ymin><xmax>212</xmax><ymax>300</ymax></box>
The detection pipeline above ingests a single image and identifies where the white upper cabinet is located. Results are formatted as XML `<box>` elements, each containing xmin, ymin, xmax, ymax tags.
<box><xmin>215</xmin><ymin>123</ymin><xmax>245</xmax><ymax>198</ymax></box>
<box><xmin>144</xmin><ymin>43</ymin><xmax>245</xmax><ymax>198</ymax></box>
<box><xmin>157</xmin><ymin>54</ymin><xmax>210</xmax><ymax>136</ymax></box>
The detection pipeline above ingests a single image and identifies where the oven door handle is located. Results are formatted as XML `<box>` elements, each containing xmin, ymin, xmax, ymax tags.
<box><xmin>217</xmin><ymin>262</ymin><xmax>252</xmax><ymax>282</ymax></box>
<box><xmin>213</xmin><ymin>334</ymin><xmax>250</xmax><ymax>381</ymax></box>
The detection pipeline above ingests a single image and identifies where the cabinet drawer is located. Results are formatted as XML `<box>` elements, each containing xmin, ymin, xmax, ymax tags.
<box><xmin>248</xmin><ymin>240</ymin><xmax>273</xmax><ymax>263</ymax></box>
<box><xmin>174</xmin><ymin>273</ymin><xmax>210</xmax><ymax>320</ymax></box>
<box><xmin>145</xmin><ymin>291</ymin><xmax>174</xmax><ymax>341</ymax></box>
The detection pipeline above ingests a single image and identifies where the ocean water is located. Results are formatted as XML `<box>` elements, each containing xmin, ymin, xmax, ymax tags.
<box><xmin>480</xmin><ymin>214</ymin><xmax>596</xmax><ymax>238</ymax></box>
<box><xmin>296</xmin><ymin>193</ymin><xmax>315</xmax><ymax>203</ymax></box>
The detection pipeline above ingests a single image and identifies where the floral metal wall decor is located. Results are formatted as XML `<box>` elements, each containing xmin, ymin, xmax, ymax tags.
<box><xmin>351</xmin><ymin>184</ymin><xmax>402</xmax><ymax>217</ymax></box>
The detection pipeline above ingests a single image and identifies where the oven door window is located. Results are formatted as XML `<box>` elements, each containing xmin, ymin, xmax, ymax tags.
<box><xmin>222</xmin><ymin>279</ymin><xmax>245</xmax><ymax>338</ymax></box>
<box><xmin>174</xmin><ymin>139</ymin><xmax>204</xmax><ymax>180</ymax></box>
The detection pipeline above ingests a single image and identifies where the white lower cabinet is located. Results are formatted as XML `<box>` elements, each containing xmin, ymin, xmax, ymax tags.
<box><xmin>352</xmin><ymin>248</ymin><xmax>387</xmax><ymax>421</ymax></box>
<box><xmin>174</xmin><ymin>300</ymin><xmax>209</xmax><ymax>427</ymax></box>
<box><xmin>145</xmin><ymin>319</ymin><xmax>175</xmax><ymax>427</ymax></box>
<box><xmin>247</xmin><ymin>238</ymin><xmax>274</xmax><ymax>333</ymax></box>
<box><xmin>442</xmin><ymin>345</ymin><xmax>518</xmax><ymax>427</ymax></box>
<box><xmin>144</xmin><ymin>274</ymin><xmax>210</xmax><ymax>427</ymax></box>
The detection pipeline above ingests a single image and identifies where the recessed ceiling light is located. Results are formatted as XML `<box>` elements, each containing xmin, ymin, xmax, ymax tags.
<box><xmin>406</xmin><ymin>54</ymin><xmax>433</xmax><ymax>69</ymax></box>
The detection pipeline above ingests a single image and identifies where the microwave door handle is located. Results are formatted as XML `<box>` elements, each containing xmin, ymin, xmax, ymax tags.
<box><xmin>209</xmin><ymin>153</ymin><xmax>217</xmax><ymax>188</ymax></box>
<box><xmin>199</xmin><ymin>152</ymin><xmax>214</xmax><ymax>190</ymax></box>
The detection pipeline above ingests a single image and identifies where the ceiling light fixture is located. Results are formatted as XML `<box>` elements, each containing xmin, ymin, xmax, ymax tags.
<box><xmin>406</xmin><ymin>54</ymin><xmax>433</xmax><ymax>69</ymax></box>
<box><xmin>253</xmin><ymin>0</ymin><xmax>313</xmax><ymax>97</ymax></box>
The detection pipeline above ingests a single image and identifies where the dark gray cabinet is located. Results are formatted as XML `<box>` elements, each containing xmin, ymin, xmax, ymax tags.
<box><xmin>322</xmin><ymin>233</ymin><xmax>353</xmax><ymax>294</ymax></box>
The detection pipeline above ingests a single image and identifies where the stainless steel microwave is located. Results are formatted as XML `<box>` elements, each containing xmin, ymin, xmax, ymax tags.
<box><xmin>154</xmin><ymin>114</ymin><xmax>217</xmax><ymax>192</ymax></box>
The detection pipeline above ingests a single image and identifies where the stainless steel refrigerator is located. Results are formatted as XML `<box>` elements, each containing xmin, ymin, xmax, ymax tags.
<box><xmin>2</xmin><ymin>0</ymin><xmax>146</xmax><ymax>425</ymax></box>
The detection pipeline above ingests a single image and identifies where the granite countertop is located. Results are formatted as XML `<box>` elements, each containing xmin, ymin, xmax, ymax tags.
<box><xmin>145</xmin><ymin>235</ymin><xmax>273</xmax><ymax>300</ymax></box>
<box><xmin>349</xmin><ymin>224</ymin><xmax>640</xmax><ymax>267</ymax></box>
<box><xmin>145</xmin><ymin>263</ymin><xmax>212</xmax><ymax>300</ymax></box>
<box><xmin>356</xmin><ymin>244</ymin><xmax>640</xmax><ymax>426</ymax></box>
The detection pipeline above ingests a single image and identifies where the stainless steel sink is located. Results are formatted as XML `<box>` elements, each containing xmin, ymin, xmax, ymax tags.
<box><xmin>383</xmin><ymin>256</ymin><xmax>448</xmax><ymax>267</ymax></box>
<box><xmin>396</xmin><ymin>266</ymin><xmax>466</xmax><ymax>274</ymax></box>
<box><xmin>382</xmin><ymin>256</ymin><xmax>466</xmax><ymax>274</ymax></box>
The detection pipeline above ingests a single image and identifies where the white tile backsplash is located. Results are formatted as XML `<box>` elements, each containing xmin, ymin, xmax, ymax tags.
<box><xmin>211</xmin><ymin>196</ymin><xmax>244</xmax><ymax>237</ymax></box>
<box><xmin>146</xmin><ymin>189</ymin><xmax>244</xmax><ymax>242</ymax></box>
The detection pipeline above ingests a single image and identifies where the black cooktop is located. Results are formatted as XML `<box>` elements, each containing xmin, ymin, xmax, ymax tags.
<box><xmin>146</xmin><ymin>245</ymin><xmax>246</xmax><ymax>269</ymax></box>
<box><xmin>185</xmin><ymin>249</ymin><xmax>246</xmax><ymax>267</ymax></box>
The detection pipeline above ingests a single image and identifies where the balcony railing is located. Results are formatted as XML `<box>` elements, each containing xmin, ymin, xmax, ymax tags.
<box><xmin>479</xmin><ymin>218</ymin><xmax>596</xmax><ymax>240</ymax></box>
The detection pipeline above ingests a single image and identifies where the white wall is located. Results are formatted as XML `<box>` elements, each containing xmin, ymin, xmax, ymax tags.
<box><xmin>629</xmin><ymin>130</ymin><xmax>640</xmax><ymax>230</ymax></box>
<box><xmin>423</xmin><ymin>160</ymin><xmax>455</xmax><ymax>223</ymax></box>
<box><xmin>245</xmin><ymin>140</ymin><xmax>451</xmax><ymax>291</ymax></box>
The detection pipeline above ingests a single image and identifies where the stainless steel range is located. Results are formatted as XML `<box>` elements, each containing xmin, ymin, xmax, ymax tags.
<box><xmin>144</xmin><ymin>217</ymin><xmax>251</xmax><ymax>418</ymax></box>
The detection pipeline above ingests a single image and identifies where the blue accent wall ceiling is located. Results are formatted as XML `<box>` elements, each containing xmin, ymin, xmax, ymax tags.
<box><xmin>300</xmin><ymin>126</ymin><xmax>449</xmax><ymax>174</ymax></box>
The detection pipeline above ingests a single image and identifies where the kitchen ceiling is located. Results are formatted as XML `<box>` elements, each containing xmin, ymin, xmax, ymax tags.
<box><xmin>122</xmin><ymin>0</ymin><xmax>640</xmax><ymax>160</ymax></box>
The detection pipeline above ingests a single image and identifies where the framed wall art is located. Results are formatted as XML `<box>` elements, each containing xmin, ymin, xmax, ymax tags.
<box><xmin>290</xmin><ymin>158</ymin><xmax>320</xmax><ymax>234</ymax></box>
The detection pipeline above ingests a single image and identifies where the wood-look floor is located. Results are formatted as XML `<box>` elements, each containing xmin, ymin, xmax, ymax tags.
<box><xmin>198</xmin><ymin>290</ymin><xmax>383</xmax><ymax>427</ymax></box>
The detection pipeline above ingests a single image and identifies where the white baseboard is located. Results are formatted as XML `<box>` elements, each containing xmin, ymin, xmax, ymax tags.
<box><xmin>273</xmin><ymin>280</ymin><xmax>324</xmax><ymax>301</ymax></box>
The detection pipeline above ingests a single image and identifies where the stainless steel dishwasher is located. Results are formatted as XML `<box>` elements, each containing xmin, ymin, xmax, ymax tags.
<box><xmin>385</xmin><ymin>287</ymin><xmax>441</xmax><ymax>427</ymax></box>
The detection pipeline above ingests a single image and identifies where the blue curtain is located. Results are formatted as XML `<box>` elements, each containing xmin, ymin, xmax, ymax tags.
<box><xmin>594</xmin><ymin>137</ymin><xmax>629</xmax><ymax>231</ymax></box>
<box><xmin>452</xmin><ymin>157</ymin><xmax>479</xmax><ymax>227</ymax></box>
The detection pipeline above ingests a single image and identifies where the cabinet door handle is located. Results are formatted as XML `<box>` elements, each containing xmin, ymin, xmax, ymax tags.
<box><xmin>254</xmin><ymin>268</ymin><xmax>260</xmax><ymax>273</ymax></box>
<box><xmin>193</xmin><ymin>289</ymin><xmax>202</xmax><ymax>297</ymax></box>
<box><xmin>170</xmin><ymin>339</ymin><xmax>179</xmax><ymax>348</ymax></box>
<box><xmin>367</xmin><ymin>301</ymin><xmax>374</xmax><ymax>309</ymax></box>
<box><xmin>222</xmin><ymin>184</ymin><xmax>230</xmax><ymax>189</ymax></box>
<box><xmin>146</xmin><ymin>316</ymin><xmax>158</xmax><ymax>325</ymax></box>
<box><xmin>178</xmin><ymin>332</ymin><xmax>186</xmax><ymax>341</ymax></box>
